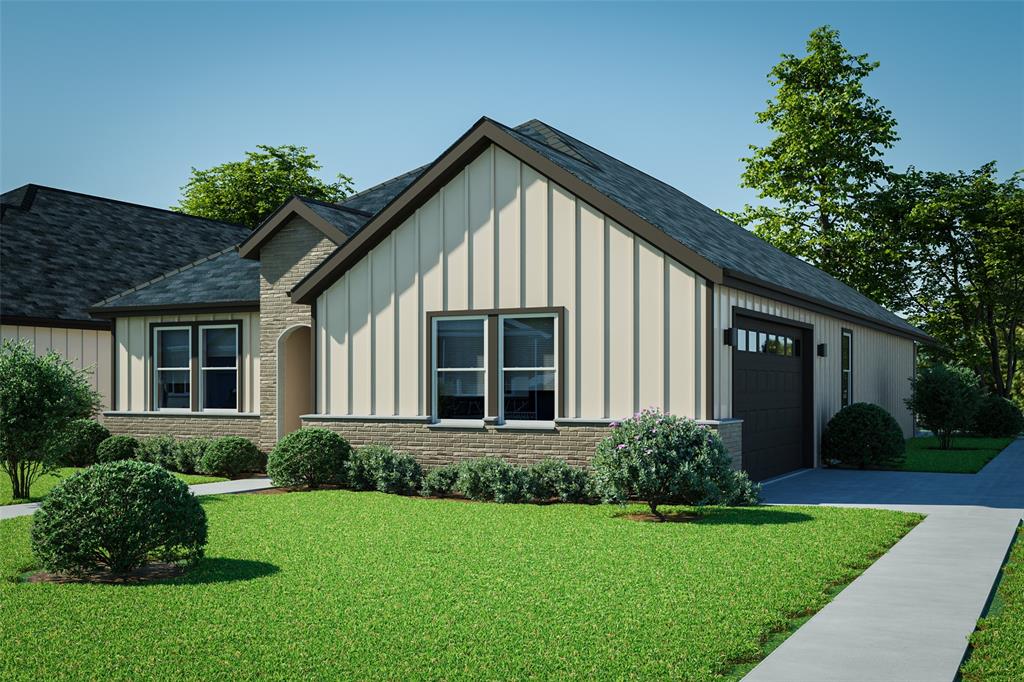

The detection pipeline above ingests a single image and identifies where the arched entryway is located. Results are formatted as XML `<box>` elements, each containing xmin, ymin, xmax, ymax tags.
<box><xmin>277</xmin><ymin>324</ymin><xmax>311</xmax><ymax>439</ymax></box>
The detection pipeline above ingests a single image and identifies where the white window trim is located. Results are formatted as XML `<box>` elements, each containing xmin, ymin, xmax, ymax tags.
<box><xmin>498</xmin><ymin>312</ymin><xmax>558</xmax><ymax>425</ymax></box>
<box><xmin>431</xmin><ymin>315</ymin><xmax>487</xmax><ymax>424</ymax></box>
<box><xmin>153</xmin><ymin>326</ymin><xmax>192</xmax><ymax>413</ymax></box>
<box><xmin>199</xmin><ymin>324</ymin><xmax>239</xmax><ymax>413</ymax></box>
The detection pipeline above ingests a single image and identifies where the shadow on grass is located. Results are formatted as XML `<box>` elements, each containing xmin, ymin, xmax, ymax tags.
<box><xmin>173</xmin><ymin>557</ymin><xmax>280</xmax><ymax>585</ymax></box>
<box><xmin>614</xmin><ymin>506</ymin><xmax>814</xmax><ymax>525</ymax></box>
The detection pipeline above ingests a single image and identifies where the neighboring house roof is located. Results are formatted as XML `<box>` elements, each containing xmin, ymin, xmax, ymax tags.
<box><xmin>90</xmin><ymin>247</ymin><xmax>260</xmax><ymax>315</ymax></box>
<box><xmin>0</xmin><ymin>184</ymin><xmax>250</xmax><ymax>328</ymax></box>
<box><xmin>290</xmin><ymin>117</ymin><xmax>929</xmax><ymax>342</ymax></box>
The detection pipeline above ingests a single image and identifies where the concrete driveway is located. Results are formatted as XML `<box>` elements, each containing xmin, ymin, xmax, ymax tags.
<box><xmin>743</xmin><ymin>438</ymin><xmax>1024</xmax><ymax>682</ymax></box>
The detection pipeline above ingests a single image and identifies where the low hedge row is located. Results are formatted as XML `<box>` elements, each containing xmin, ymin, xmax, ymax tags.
<box><xmin>78</xmin><ymin>431</ymin><xmax>263</xmax><ymax>478</ymax></box>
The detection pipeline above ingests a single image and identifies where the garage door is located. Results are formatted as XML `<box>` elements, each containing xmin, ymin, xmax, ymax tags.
<box><xmin>732</xmin><ymin>316</ymin><xmax>808</xmax><ymax>481</ymax></box>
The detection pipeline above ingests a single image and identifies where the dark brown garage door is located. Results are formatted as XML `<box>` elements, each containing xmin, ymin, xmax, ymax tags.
<box><xmin>732</xmin><ymin>315</ymin><xmax>809</xmax><ymax>481</ymax></box>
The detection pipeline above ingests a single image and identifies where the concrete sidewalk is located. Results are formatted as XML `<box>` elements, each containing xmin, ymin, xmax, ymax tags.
<box><xmin>743</xmin><ymin>438</ymin><xmax>1024</xmax><ymax>682</ymax></box>
<box><xmin>0</xmin><ymin>477</ymin><xmax>274</xmax><ymax>521</ymax></box>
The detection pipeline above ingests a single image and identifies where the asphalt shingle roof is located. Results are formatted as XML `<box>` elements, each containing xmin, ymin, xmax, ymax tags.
<box><xmin>502</xmin><ymin>119</ymin><xmax>922</xmax><ymax>336</ymax></box>
<box><xmin>0</xmin><ymin>185</ymin><xmax>250</xmax><ymax>324</ymax></box>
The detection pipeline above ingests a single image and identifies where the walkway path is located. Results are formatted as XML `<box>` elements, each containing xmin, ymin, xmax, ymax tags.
<box><xmin>743</xmin><ymin>438</ymin><xmax>1024</xmax><ymax>682</ymax></box>
<box><xmin>0</xmin><ymin>477</ymin><xmax>274</xmax><ymax>521</ymax></box>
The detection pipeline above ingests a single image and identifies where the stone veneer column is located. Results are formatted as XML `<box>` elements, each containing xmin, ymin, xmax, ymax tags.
<box><xmin>258</xmin><ymin>217</ymin><xmax>338</xmax><ymax>451</ymax></box>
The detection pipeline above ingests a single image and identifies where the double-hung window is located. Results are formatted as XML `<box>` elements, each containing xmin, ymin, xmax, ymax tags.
<box><xmin>200</xmin><ymin>325</ymin><xmax>239</xmax><ymax>411</ymax></box>
<box><xmin>841</xmin><ymin>329</ymin><xmax>853</xmax><ymax>407</ymax></box>
<box><xmin>431</xmin><ymin>310</ymin><xmax>560</xmax><ymax>424</ymax></box>
<box><xmin>434</xmin><ymin>317</ymin><xmax>486</xmax><ymax>420</ymax></box>
<box><xmin>154</xmin><ymin>327</ymin><xmax>191</xmax><ymax>410</ymax></box>
<box><xmin>152</xmin><ymin>322</ymin><xmax>240</xmax><ymax>412</ymax></box>
<box><xmin>501</xmin><ymin>316</ymin><xmax>556</xmax><ymax>422</ymax></box>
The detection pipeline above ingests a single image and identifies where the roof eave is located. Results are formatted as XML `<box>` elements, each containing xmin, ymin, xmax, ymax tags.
<box><xmin>89</xmin><ymin>301</ymin><xmax>260</xmax><ymax>318</ymax></box>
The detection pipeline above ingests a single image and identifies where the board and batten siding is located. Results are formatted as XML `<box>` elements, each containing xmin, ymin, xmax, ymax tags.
<box><xmin>712</xmin><ymin>285</ymin><xmax>916</xmax><ymax>462</ymax></box>
<box><xmin>113</xmin><ymin>312</ymin><xmax>260</xmax><ymax>413</ymax></box>
<box><xmin>1</xmin><ymin>324</ymin><xmax>113</xmax><ymax>409</ymax></box>
<box><xmin>316</xmin><ymin>144</ymin><xmax>709</xmax><ymax>420</ymax></box>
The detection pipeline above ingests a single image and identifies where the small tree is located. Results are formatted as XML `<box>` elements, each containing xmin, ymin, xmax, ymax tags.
<box><xmin>905</xmin><ymin>364</ymin><xmax>983</xmax><ymax>449</ymax></box>
<box><xmin>0</xmin><ymin>340</ymin><xmax>99</xmax><ymax>500</ymax></box>
<box><xmin>592</xmin><ymin>409</ymin><xmax>759</xmax><ymax>520</ymax></box>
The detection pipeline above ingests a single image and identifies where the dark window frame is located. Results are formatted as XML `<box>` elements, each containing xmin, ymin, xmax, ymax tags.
<box><xmin>426</xmin><ymin>307</ymin><xmax>566</xmax><ymax>423</ymax></box>
<box><xmin>149</xmin><ymin>320</ymin><xmax>243</xmax><ymax>412</ymax></box>
<box><xmin>841</xmin><ymin>328</ymin><xmax>853</xmax><ymax>408</ymax></box>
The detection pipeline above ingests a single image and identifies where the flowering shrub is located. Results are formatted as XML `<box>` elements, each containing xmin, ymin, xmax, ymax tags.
<box><xmin>592</xmin><ymin>409</ymin><xmax>759</xmax><ymax>520</ymax></box>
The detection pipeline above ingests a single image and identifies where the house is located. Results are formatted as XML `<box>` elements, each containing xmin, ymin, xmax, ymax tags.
<box><xmin>0</xmin><ymin>185</ymin><xmax>250</xmax><ymax>409</ymax></box>
<box><xmin>16</xmin><ymin>118</ymin><xmax>931</xmax><ymax>481</ymax></box>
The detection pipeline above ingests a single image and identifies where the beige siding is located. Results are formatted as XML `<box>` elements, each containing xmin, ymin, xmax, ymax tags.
<box><xmin>316</xmin><ymin>144</ymin><xmax>707</xmax><ymax>420</ymax></box>
<box><xmin>712</xmin><ymin>285</ymin><xmax>916</xmax><ymax>462</ymax></box>
<box><xmin>111</xmin><ymin>311</ymin><xmax>260</xmax><ymax>413</ymax></box>
<box><xmin>2</xmin><ymin>324</ymin><xmax>113</xmax><ymax>410</ymax></box>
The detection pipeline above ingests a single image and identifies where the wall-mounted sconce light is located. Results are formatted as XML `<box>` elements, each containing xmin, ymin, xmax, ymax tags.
<box><xmin>817</xmin><ymin>343</ymin><xmax>828</xmax><ymax>357</ymax></box>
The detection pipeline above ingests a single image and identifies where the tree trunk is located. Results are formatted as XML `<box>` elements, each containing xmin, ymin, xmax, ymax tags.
<box><xmin>648</xmin><ymin>500</ymin><xmax>666</xmax><ymax>522</ymax></box>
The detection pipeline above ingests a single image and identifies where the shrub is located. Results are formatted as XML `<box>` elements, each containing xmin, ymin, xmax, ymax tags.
<box><xmin>198</xmin><ymin>436</ymin><xmax>262</xmax><ymax>478</ymax></box>
<box><xmin>421</xmin><ymin>464</ymin><xmax>460</xmax><ymax>497</ymax></box>
<box><xmin>267</xmin><ymin>428</ymin><xmax>350</xmax><ymax>489</ymax></box>
<box><xmin>458</xmin><ymin>457</ymin><xmax>530</xmax><ymax>503</ymax></box>
<box><xmin>347</xmin><ymin>444</ymin><xmax>422</xmax><ymax>495</ymax></box>
<box><xmin>0</xmin><ymin>339</ymin><xmax>100</xmax><ymax>500</ymax></box>
<box><xmin>821</xmin><ymin>403</ymin><xmax>906</xmax><ymax>469</ymax></box>
<box><xmin>139</xmin><ymin>435</ymin><xmax>179</xmax><ymax>470</ymax></box>
<box><xmin>525</xmin><ymin>458</ymin><xmax>594</xmax><ymax>503</ymax></box>
<box><xmin>905</xmin><ymin>363</ymin><xmax>983</xmax><ymax>449</ymax></box>
<box><xmin>30</xmin><ymin>460</ymin><xmax>207</xmax><ymax>575</ymax></box>
<box><xmin>96</xmin><ymin>435</ymin><xmax>141</xmax><ymax>463</ymax></box>
<box><xmin>54</xmin><ymin>419</ymin><xmax>110</xmax><ymax>467</ymax></box>
<box><xmin>592</xmin><ymin>409</ymin><xmax>759</xmax><ymax>520</ymax></box>
<box><xmin>973</xmin><ymin>394</ymin><xmax>1024</xmax><ymax>438</ymax></box>
<box><xmin>174</xmin><ymin>438</ymin><xmax>212</xmax><ymax>475</ymax></box>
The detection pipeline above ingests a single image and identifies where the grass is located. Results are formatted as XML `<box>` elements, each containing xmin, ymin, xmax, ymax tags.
<box><xmin>961</xmin><ymin>526</ymin><xmax>1024</xmax><ymax>681</ymax></box>
<box><xmin>899</xmin><ymin>435</ymin><xmax>1015</xmax><ymax>474</ymax></box>
<box><xmin>1</xmin><ymin>467</ymin><xmax>226</xmax><ymax>505</ymax></box>
<box><xmin>0</xmin><ymin>491</ymin><xmax>920</xmax><ymax>680</ymax></box>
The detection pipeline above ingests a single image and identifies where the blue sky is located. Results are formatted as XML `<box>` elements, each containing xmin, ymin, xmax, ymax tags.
<box><xmin>2</xmin><ymin>1</ymin><xmax>1021</xmax><ymax>215</ymax></box>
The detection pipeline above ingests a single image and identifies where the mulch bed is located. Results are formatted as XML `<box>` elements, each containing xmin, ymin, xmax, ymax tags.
<box><xmin>26</xmin><ymin>562</ymin><xmax>185</xmax><ymax>584</ymax></box>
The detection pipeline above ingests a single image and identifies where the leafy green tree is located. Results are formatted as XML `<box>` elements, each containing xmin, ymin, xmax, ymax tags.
<box><xmin>0</xmin><ymin>340</ymin><xmax>100</xmax><ymax>500</ymax></box>
<box><xmin>877</xmin><ymin>164</ymin><xmax>1024</xmax><ymax>399</ymax></box>
<box><xmin>173</xmin><ymin>144</ymin><xmax>354</xmax><ymax>228</ymax></box>
<box><xmin>905</xmin><ymin>364</ymin><xmax>983</xmax><ymax>449</ymax></box>
<box><xmin>726</xmin><ymin>26</ymin><xmax>902</xmax><ymax>301</ymax></box>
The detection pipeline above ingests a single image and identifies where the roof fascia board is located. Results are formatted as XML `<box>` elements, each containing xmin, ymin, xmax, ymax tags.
<box><xmin>238</xmin><ymin>197</ymin><xmax>348</xmax><ymax>260</ymax></box>
<box><xmin>0</xmin><ymin>315</ymin><xmax>112</xmax><ymax>331</ymax></box>
<box><xmin>89</xmin><ymin>301</ymin><xmax>259</xmax><ymax>318</ymax></box>
<box><xmin>291</xmin><ymin>119</ymin><xmax>724</xmax><ymax>304</ymax></box>
<box><xmin>722</xmin><ymin>270</ymin><xmax>934</xmax><ymax>344</ymax></box>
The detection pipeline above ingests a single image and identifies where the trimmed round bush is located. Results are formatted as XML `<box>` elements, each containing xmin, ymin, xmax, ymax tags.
<box><xmin>973</xmin><ymin>394</ymin><xmax>1024</xmax><ymax>438</ymax></box>
<box><xmin>139</xmin><ymin>435</ymin><xmax>178</xmax><ymax>470</ymax></box>
<box><xmin>198</xmin><ymin>436</ymin><xmax>262</xmax><ymax>478</ymax></box>
<box><xmin>30</xmin><ymin>460</ymin><xmax>207</xmax><ymax>575</ymax></box>
<box><xmin>267</xmin><ymin>428</ymin><xmax>350</xmax><ymax>489</ymax></box>
<box><xmin>55</xmin><ymin>419</ymin><xmax>110</xmax><ymax>467</ymax></box>
<box><xmin>592</xmin><ymin>409</ymin><xmax>759</xmax><ymax>519</ymax></box>
<box><xmin>96</xmin><ymin>434</ymin><xmax>141</xmax><ymax>463</ymax></box>
<box><xmin>526</xmin><ymin>458</ymin><xmax>594</xmax><ymax>503</ymax></box>
<box><xmin>347</xmin><ymin>444</ymin><xmax>422</xmax><ymax>495</ymax></box>
<box><xmin>174</xmin><ymin>438</ymin><xmax>211</xmax><ymax>475</ymax></box>
<box><xmin>458</xmin><ymin>457</ymin><xmax>530</xmax><ymax>503</ymax></box>
<box><xmin>421</xmin><ymin>464</ymin><xmax>460</xmax><ymax>497</ymax></box>
<box><xmin>822</xmin><ymin>403</ymin><xmax>906</xmax><ymax>469</ymax></box>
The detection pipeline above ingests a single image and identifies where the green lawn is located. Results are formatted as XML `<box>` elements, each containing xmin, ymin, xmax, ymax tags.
<box><xmin>900</xmin><ymin>436</ymin><xmax>1015</xmax><ymax>474</ymax></box>
<box><xmin>1</xmin><ymin>467</ymin><xmax>226</xmax><ymax>505</ymax></box>
<box><xmin>0</xmin><ymin>491</ymin><xmax>920</xmax><ymax>680</ymax></box>
<box><xmin>961</xmin><ymin>528</ymin><xmax>1024</xmax><ymax>681</ymax></box>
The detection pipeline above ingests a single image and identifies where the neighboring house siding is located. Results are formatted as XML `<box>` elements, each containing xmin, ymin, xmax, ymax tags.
<box><xmin>112</xmin><ymin>311</ymin><xmax>261</xmax><ymax>412</ymax></box>
<box><xmin>259</xmin><ymin>217</ymin><xmax>338</xmax><ymax>448</ymax></box>
<box><xmin>1</xmin><ymin>324</ymin><xmax>112</xmax><ymax>410</ymax></box>
<box><xmin>712</xmin><ymin>285</ymin><xmax>916</xmax><ymax>463</ymax></box>
<box><xmin>315</xmin><ymin>144</ymin><xmax>709</xmax><ymax>420</ymax></box>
